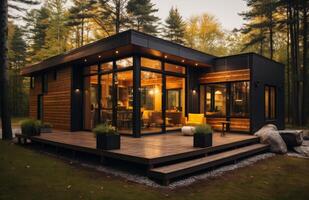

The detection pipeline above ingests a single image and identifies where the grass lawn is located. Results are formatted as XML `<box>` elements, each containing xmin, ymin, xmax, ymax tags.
<box><xmin>1</xmin><ymin>141</ymin><xmax>309</xmax><ymax>200</ymax></box>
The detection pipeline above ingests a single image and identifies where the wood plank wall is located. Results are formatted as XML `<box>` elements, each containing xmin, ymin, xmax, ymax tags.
<box><xmin>206</xmin><ymin>118</ymin><xmax>250</xmax><ymax>132</ymax></box>
<box><xmin>199</xmin><ymin>69</ymin><xmax>250</xmax><ymax>84</ymax></box>
<box><xmin>29</xmin><ymin>67</ymin><xmax>72</xmax><ymax>130</ymax></box>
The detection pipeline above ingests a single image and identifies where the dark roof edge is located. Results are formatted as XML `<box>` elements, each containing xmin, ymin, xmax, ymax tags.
<box><xmin>216</xmin><ymin>52</ymin><xmax>284</xmax><ymax>66</ymax></box>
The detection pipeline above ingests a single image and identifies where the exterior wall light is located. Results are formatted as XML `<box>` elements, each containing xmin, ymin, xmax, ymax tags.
<box><xmin>75</xmin><ymin>89</ymin><xmax>80</xmax><ymax>93</ymax></box>
<box><xmin>192</xmin><ymin>89</ymin><xmax>197</xmax><ymax>95</ymax></box>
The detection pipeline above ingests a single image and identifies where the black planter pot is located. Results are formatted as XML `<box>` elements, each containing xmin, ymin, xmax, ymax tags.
<box><xmin>96</xmin><ymin>134</ymin><xmax>120</xmax><ymax>150</ymax></box>
<box><xmin>194</xmin><ymin>133</ymin><xmax>212</xmax><ymax>148</ymax></box>
<box><xmin>40</xmin><ymin>128</ymin><xmax>52</xmax><ymax>133</ymax></box>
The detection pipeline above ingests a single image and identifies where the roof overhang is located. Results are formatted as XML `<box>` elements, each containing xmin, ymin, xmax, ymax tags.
<box><xmin>21</xmin><ymin>30</ymin><xmax>216</xmax><ymax>76</ymax></box>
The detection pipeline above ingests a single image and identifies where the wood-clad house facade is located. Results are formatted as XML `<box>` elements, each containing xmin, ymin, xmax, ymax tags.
<box><xmin>22</xmin><ymin>30</ymin><xmax>284</xmax><ymax>137</ymax></box>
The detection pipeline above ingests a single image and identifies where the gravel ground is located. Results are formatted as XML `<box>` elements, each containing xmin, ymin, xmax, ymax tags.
<box><xmin>80</xmin><ymin>153</ymin><xmax>276</xmax><ymax>189</ymax></box>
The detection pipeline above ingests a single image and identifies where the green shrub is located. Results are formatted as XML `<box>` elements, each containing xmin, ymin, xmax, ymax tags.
<box><xmin>92</xmin><ymin>123</ymin><xmax>117</xmax><ymax>136</ymax></box>
<box><xmin>194</xmin><ymin>124</ymin><xmax>212</xmax><ymax>135</ymax></box>
<box><xmin>20</xmin><ymin>119</ymin><xmax>41</xmax><ymax>136</ymax></box>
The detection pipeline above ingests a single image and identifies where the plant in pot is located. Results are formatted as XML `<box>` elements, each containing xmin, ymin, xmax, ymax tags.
<box><xmin>93</xmin><ymin>123</ymin><xmax>120</xmax><ymax>150</ymax></box>
<box><xmin>20</xmin><ymin>119</ymin><xmax>41</xmax><ymax>136</ymax></box>
<box><xmin>40</xmin><ymin>122</ymin><xmax>53</xmax><ymax>133</ymax></box>
<box><xmin>193</xmin><ymin>124</ymin><xmax>213</xmax><ymax>148</ymax></box>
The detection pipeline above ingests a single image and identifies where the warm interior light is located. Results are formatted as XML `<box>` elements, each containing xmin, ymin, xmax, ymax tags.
<box><xmin>215</xmin><ymin>90</ymin><xmax>222</xmax><ymax>95</ymax></box>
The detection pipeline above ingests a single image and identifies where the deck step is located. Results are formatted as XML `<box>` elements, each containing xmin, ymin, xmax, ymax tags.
<box><xmin>148</xmin><ymin>143</ymin><xmax>269</xmax><ymax>185</ymax></box>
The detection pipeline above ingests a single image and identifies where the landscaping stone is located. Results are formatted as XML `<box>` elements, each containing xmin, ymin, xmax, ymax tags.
<box><xmin>293</xmin><ymin>140</ymin><xmax>309</xmax><ymax>157</ymax></box>
<box><xmin>278</xmin><ymin>130</ymin><xmax>303</xmax><ymax>147</ymax></box>
<box><xmin>254</xmin><ymin>124</ymin><xmax>287</xmax><ymax>154</ymax></box>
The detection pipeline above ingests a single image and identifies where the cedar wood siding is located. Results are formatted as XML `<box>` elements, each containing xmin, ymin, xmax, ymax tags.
<box><xmin>29</xmin><ymin>66</ymin><xmax>72</xmax><ymax>130</ymax></box>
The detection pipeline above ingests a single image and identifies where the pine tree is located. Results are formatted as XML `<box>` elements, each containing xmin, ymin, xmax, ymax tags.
<box><xmin>164</xmin><ymin>7</ymin><xmax>186</xmax><ymax>44</ymax></box>
<box><xmin>126</xmin><ymin>0</ymin><xmax>159</xmax><ymax>35</ymax></box>
<box><xmin>97</xmin><ymin>0</ymin><xmax>130</xmax><ymax>34</ymax></box>
<box><xmin>67</xmin><ymin>0</ymin><xmax>97</xmax><ymax>47</ymax></box>
<box><xmin>1</xmin><ymin>0</ymin><xmax>38</xmax><ymax>140</ymax></box>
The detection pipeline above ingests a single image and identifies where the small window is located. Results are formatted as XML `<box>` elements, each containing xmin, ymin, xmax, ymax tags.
<box><xmin>42</xmin><ymin>74</ymin><xmax>48</xmax><ymax>93</ymax></box>
<box><xmin>165</xmin><ymin>63</ymin><xmax>185</xmax><ymax>74</ymax></box>
<box><xmin>116</xmin><ymin>57</ymin><xmax>133</xmax><ymax>69</ymax></box>
<box><xmin>265</xmin><ymin>86</ymin><xmax>276</xmax><ymax>120</ymax></box>
<box><xmin>30</xmin><ymin>77</ymin><xmax>35</xmax><ymax>89</ymax></box>
<box><xmin>141</xmin><ymin>57</ymin><xmax>161</xmax><ymax>70</ymax></box>
<box><xmin>100</xmin><ymin>61</ymin><xmax>113</xmax><ymax>72</ymax></box>
<box><xmin>53</xmin><ymin>70</ymin><xmax>57</xmax><ymax>80</ymax></box>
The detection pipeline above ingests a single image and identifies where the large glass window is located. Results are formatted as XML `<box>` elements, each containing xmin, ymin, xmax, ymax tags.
<box><xmin>116</xmin><ymin>71</ymin><xmax>133</xmax><ymax>134</ymax></box>
<box><xmin>141</xmin><ymin>57</ymin><xmax>161</xmax><ymax>70</ymax></box>
<box><xmin>166</xmin><ymin>76</ymin><xmax>185</xmax><ymax>130</ymax></box>
<box><xmin>116</xmin><ymin>57</ymin><xmax>133</xmax><ymax>69</ymax></box>
<box><xmin>141</xmin><ymin>71</ymin><xmax>163</xmax><ymax>134</ymax></box>
<box><xmin>165</xmin><ymin>63</ymin><xmax>185</xmax><ymax>74</ymax></box>
<box><xmin>100</xmin><ymin>61</ymin><xmax>113</xmax><ymax>72</ymax></box>
<box><xmin>230</xmin><ymin>82</ymin><xmax>250</xmax><ymax>117</ymax></box>
<box><xmin>265</xmin><ymin>86</ymin><xmax>276</xmax><ymax>119</ymax></box>
<box><xmin>83</xmin><ymin>64</ymin><xmax>98</xmax><ymax>75</ymax></box>
<box><xmin>100</xmin><ymin>74</ymin><xmax>113</xmax><ymax>125</ymax></box>
<box><xmin>83</xmin><ymin>75</ymin><xmax>99</xmax><ymax>130</ymax></box>
<box><xmin>205</xmin><ymin>84</ymin><xmax>226</xmax><ymax>117</ymax></box>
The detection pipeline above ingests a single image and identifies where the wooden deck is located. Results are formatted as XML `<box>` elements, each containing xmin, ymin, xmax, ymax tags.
<box><xmin>29</xmin><ymin>131</ymin><xmax>259</xmax><ymax>166</ymax></box>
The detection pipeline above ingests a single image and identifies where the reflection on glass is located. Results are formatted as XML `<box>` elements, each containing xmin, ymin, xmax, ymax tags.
<box><xmin>205</xmin><ymin>84</ymin><xmax>226</xmax><ymax>117</ymax></box>
<box><xmin>83</xmin><ymin>64</ymin><xmax>98</xmax><ymax>75</ymax></box>
<box><xmin>116</xmin><ymin>57</ymin><xmax>133</xmax><ymax>69</ymax></box>
<box><xmin>166</xmin><ymin>76</ymin><xmax>185</xmax><ymax>130</ymax></box>
<box><xmin>100</xmin><ymin>62</ymin><xmax>113</xmax><ymax>72</ymax></box>
<box><xmin>116</xmin><ymin>71</ymin><xmax>133</xmax><ymax>134</ymax></box>
<box><xmin>265</xmin><ymin>86</ymin><xmax>276</xmax><ymax>119</ymax></box>
<box><xmin>165</xmin><ymin>63</ymin><xmax>185</xmax><ymax>74</ymax></box>
<box><xmin>100</xmin><ymin>74</ymin><xmax>113</xmax><ymax>125</ymax></box>
<box><xmin>141</xmin><ymin>57</ymin><xmax>161</xmax><ymax>70</ymax></box>
<box><xmin>141</xmin><ymin>71</ymin><xmax>162</xmax><ymax>133</ymax></box>
<box><xmin>83</xmin><ymin>75</ymin><xmax>99</xmax><ymax>129</ymax></box>
<box><xmin>231</xmin><ymin>82</ymin><xmax>250</xmax><ymax>117</ymax></box>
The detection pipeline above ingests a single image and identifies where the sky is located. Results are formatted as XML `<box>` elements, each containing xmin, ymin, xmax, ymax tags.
<box><xmin>152</xmin><ymin>0</ymin><xmax>248</xmax><ymax>30</ymax></box>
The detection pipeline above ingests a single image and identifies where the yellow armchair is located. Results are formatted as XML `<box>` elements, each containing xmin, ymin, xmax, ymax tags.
<box><xmin>184</xmin><ymin>113</ymin><xmax>206</xmax><ymax>126</ymax></box>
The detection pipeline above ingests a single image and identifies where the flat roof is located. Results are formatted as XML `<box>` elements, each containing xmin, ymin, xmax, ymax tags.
<box><xmin>21</xmin><ymin>29</ymin><xmax>216</xmax><ymax>76</ymax></box>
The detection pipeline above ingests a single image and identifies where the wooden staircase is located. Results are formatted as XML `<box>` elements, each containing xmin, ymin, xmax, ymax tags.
<box><xmin>148</xmin><ymin>143</ymin><xmax>269</xmax><ymax>185</ymax></box>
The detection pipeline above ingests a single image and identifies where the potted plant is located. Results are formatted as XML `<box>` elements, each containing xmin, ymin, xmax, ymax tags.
<box><xmin>20</xmin><ymin>119</ymin><xmax>41</xmax><ymax>136</ymax></box>
<box><xmin>93</xmin><ymin>123</ymin><xmax>120</xmax><ymax>150</ymax></box>
<box><xmin>193</xmin><ymin>124</ymin><xmax>213</xmax><ymax>148</ymax></box>
<box><xmin>40</xmin><ymin>122</ymin><xmax>53</xmax><ymax>133</ymax></box>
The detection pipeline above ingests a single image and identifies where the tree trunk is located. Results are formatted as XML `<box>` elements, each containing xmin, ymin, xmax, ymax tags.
<box><xmin>115</xmin><ymin>0</ymin><xmax>120</xmax><ymax>33</ymax></box>
<box><xmin>0</xmin><ymin>0</ymin><xmax>13</xmax><ymax>140</ymax></box>
<box><xmin>286</xmin><ymin>6</ymin><xmax>291</xmax><ymax>123</ymax></box>
<box><xmin>269</xmin><ymin>12</ymin><xmax>274</xmax><ymax>59</ymax></box>
<box><xmin>302</xmin><ymin>0</ymin><xmax>308</xmax><ymax>125</ymax></box>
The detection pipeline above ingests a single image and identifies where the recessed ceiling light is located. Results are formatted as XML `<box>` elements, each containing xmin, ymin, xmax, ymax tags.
<box><xmin>195</xmin><ymin>63</ymin><xmax>198</xmax><ymax>66</ymax></box>
<box><xmin>98</xmin><ymin>55</ymin><xmax>101</xmax><ymax>58</ymax></box>
<box><xmin>181</xmin><ymin>59</ymin><xmax>185</xmax><ymax>63</ymax></box>
<box><xmin>84</xmin><ymin>59</ymin><xmax>87</xmax><ymax>62</ymax></box>
<box><xmin>164</xmin><ymin>55</ymin><xmax>167</xmax><ymax>59</ymax></box>
<box><xmin>115</xmin><ymin>50</ymin><xmax>119</xmax><ymax>54</ymax></box>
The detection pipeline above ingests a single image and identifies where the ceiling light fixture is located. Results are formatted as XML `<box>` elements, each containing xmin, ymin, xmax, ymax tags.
<box><xmin>115</xmin><ymin>50</ymin><xmax>119</xmax><ymax>54</ymax></box>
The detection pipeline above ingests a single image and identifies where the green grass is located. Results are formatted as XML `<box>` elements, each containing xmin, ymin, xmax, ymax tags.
<box><xmin>1</xmin><ymin>141</ymin><xmax>309</xmax><ymax>200</ymax></box>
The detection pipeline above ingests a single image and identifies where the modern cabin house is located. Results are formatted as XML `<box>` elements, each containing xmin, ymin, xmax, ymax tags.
<box><xmin>21</xmin><ymin>29</ymin><xmax>285</xmax><ymax>138</ymax></box>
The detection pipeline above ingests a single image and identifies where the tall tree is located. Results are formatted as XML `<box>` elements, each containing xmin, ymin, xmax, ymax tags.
<box><xmin>126</xmin><ymin>0</ymin><xmax>159</xmax><ymax>34</ymax></box>
<box><xmin>164</xmin><ymin>7</ymin><xmax>186</xmax><ymax>44</ymax></box>
<box><xmin>97</xmin><ymin>0</ymin><xmax>129</xmax><ymax>34</ymax></box>
<box><xmin>67</xmin><ymin>0</ymin><xmax>97</xmax><ymax>47</ymax></box>
<box><xmin>1</xmin><ymin>0</ymin><xmax>38</xmax><ymax>140</ymax></box>
<box><xmin>240</xmin><ymin>0</ymin><xmax>279</xmax><ymax>59</ymax></box>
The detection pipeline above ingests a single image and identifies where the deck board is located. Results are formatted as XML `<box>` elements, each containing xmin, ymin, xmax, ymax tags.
<box><xmin>32</xmin><ymin>131</ymin><xmax>258</xmax><ymax>165</ymax></box>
